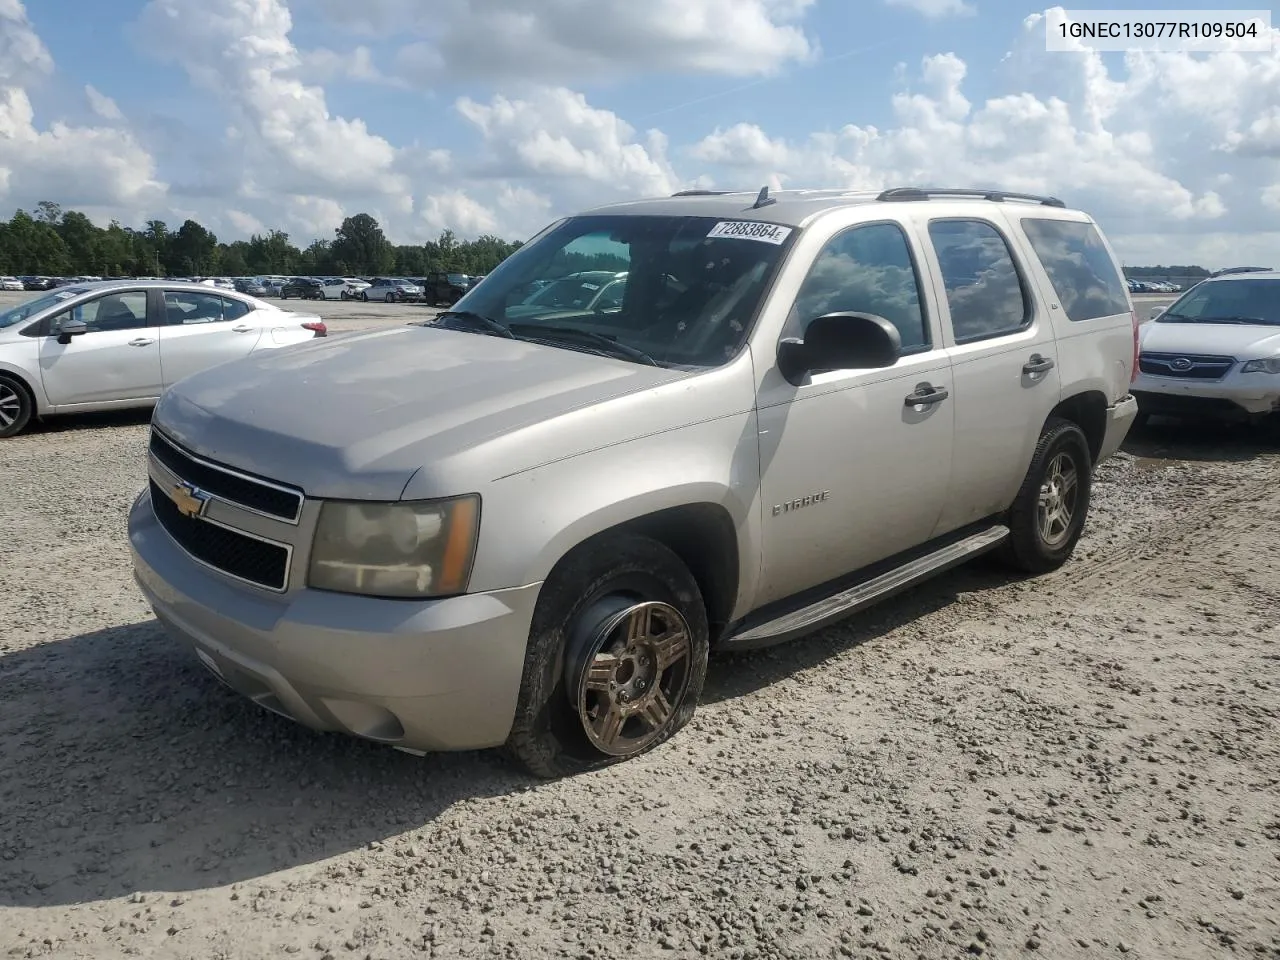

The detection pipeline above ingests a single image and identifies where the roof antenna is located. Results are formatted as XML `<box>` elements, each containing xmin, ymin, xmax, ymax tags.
<box><xmin>752</xmin><ymin>185</ymin><xmax>775</xmax><ymax>209</ymax></box>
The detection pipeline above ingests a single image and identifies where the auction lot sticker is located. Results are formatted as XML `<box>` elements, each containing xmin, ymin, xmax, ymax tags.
<box><xmin>707</xmin><ymin>221</ymin><xmax>794</xmax><ymax>244</ymax></box>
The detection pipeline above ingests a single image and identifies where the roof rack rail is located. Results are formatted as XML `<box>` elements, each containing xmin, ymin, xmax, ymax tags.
<box><xmin>671</xmin><ymin>189</ymin><xmax>736</xmax><ymax>197</ymax></box>
<box><xmin>876</xmin><ymin>187</ymin><xmax>1066</xmax><ymax>208</ymax></box>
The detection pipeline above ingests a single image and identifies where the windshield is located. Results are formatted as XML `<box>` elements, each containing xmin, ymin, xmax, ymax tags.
<box><xmin>447</xmin><ymin>214</ymin><xmax>796</xmax><ymax>367</ymax></box>
<box><xmin>0</xmin><ymin>288</ymin><xmax>87</xmax><ymax>329</ymax></box>
<box><xmin>1160</xmin><ymin>278</ymin><xmax>1280</xmax><ymax>325</ymax></box>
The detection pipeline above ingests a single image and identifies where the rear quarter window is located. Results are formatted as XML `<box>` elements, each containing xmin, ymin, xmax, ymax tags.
<box><xmin>1020</xmin><ymin>218</ymin><xmax>1130</xmax><ymax>322</ymax></box>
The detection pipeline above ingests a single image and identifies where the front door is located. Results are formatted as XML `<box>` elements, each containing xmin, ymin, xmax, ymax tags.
<box><xmin>38</xmin><ymin>289</ymin><xmax>162</xmax><ymax>406</ymax></box>
<box><xmin>158</xmin><ymin>290</ymin><xmax>263</xmax><ymax>388</ymax></box>
<box><xmin>755</xmin><ymin>221</ymin><xmax>955</xmax><ymax>606</ymax></box>
<box><xmin>913</xmin><ymin>214</ymin><xmax>1063</xmax><ymax>533</ymax></box>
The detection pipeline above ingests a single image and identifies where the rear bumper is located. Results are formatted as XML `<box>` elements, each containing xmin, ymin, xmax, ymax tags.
<box><xmin>128</xmin><ymin>488</ymin><xmax>541</xmax><ymax>753</ymax></box>
<box><xmin>1097</xmin><ymin>394</ymin><xmax>1138</xmax><ymax>464</ymax></box>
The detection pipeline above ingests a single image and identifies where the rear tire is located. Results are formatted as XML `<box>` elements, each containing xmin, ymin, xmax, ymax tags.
<box><xmin>505</xmin><ymin>534</ymin><xmax>709</xmax><ymax>779</ymax></box>
<box><xmin>0</xmin><ymin>374</ymin><xmax>34</xmax><ymax>438</ymax></box>
<box><xmin>998</xmin><ymin>418</ymin><xmax>1092</xmax><ymax>574</ymax></box>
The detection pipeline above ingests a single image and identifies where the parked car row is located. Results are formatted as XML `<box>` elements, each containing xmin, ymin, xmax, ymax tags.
<box><xmin>0</xmin><ymin>273</ymin><xmax>489</xmax><ymax>303</ymax></box>
<box><xmin>1128</xmin><ymin>277</ymin><xmax>1181</xmax><ymax>293</ymax></box>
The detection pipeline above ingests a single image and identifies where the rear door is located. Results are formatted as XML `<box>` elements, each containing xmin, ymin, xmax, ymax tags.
<box><xmin>158</xmin><ymin>289</ymin><xmax>263</xmax><ymax>388</ymax></box>
<box><xmin>37</xmin><ymin>289</ymin><xmax>162</xmax><ymax>406</ymax></box>
<box><xmin>912</xmin><ymin>212</ymin><xmax>1063</xmax><ymax>534</ymax></box>
<box><xmin>1013</xmin><ymin>215</ymin><xmax>1135</xmax><ymax>405</ymax></box>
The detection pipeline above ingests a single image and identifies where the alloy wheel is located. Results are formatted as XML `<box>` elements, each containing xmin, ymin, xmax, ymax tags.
<box><xmin>1037</xmin><ymin>451</ymin><xmax>1079</xmax><ymax>547</ymax></box>
<box><xmin>0</xmin><ymin>383</ymin><xmax>22</xmax><ymax>429</ymax></box>
<box><xmin>572</xmin><ymin>600</ymin><xmax>694</xmax><ymax>757</ymax></box>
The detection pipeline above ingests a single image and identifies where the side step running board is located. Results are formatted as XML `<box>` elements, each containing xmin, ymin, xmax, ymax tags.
<box><xmin>722</xmin><ymin>525</ymin><xmax>1010</xmax><ymax>650</ymax></box>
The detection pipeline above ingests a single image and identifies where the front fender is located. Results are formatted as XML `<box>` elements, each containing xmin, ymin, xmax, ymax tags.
<box><xmin>0</xmin><ymin>355</ymin><xmax>50</xmax><ymax>414</ymax></box>
<box><xmin>468</xmin><ymin>410</ymin><xmax>764</xmax><ymax>619</ymax></box>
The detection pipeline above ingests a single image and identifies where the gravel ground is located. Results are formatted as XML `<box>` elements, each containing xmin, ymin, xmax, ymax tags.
<box><xmin>3</xmin><ymin>295</ymin><xmax>1277</xmax><ymax>960</ymax></box>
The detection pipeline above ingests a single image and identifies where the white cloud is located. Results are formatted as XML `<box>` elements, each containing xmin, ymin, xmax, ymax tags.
<box><xmin>137</xmin><ymin>0</ymin><xmax>407</xmax><ymax>199</ymax></box>
<box><xmin>458</xmin><ymin>87</ymin><xmax>680</xmax><ymax>200</ymax></box>
<box><xmin>884</xmin><ymin>0</ymin><xmax>975</xmax><ymax>18</ymax></box>
<box><xmin>299</xmin><ymin>45</ymin><xmax>405</xmax><ymax>88</ymax></box>
<box><xmin>0</xmin><ymin>2</ymin><xmax>166</xmax><ymax>216</ymax></box>
<box><xmin>312</xmin><ymin>0</ymin><xmax>816</xmax><ymax>83</ymax></box>
<box><xmin>84</xmin><ymin>85</ymin><xmax>123</xmax><ymax>121</ymax></box>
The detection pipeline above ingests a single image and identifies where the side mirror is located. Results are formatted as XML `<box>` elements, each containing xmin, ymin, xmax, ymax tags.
<box><xmin>1148</xmin><ymin>305</ymin><xmax>1165</xmax><ymax>320</ymax></box>
<box><xmin>777</xmin><ymin>312</ymin><xmax>902</xmax><ymax>384</ymax></box>
<box><xmin>55</xmin><ymin>319</ymin><xmax>89</xmax><ymax>345</ymax></box>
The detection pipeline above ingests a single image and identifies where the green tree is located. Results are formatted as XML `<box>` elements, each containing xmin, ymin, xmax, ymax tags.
<box><xmin>167</xmin><ymin>219</ymin><xmax>218</xmax><ymax>276</ymax></box>
<box><xmin>332</xmin><ymin>213</ymin><xmax>394</xmax><ymax>274</ymax></box>
<box><xmin>35</xmin><ymin>200</ymin><xmax>62</xmax><ymax>225</ymax></box>
<box><xmin>57</xmin><ymin>211</ymin><xmax>102</xmax><ymax>274</ymax></box>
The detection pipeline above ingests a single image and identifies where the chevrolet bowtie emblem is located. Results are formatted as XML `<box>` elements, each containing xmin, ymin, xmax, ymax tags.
<box><xmin>170</xmin><ymin>481</ymin><xmax>210</xmax><ymax>519</ymax></box>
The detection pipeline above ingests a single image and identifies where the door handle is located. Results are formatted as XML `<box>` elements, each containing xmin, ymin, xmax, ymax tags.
<box><xmin>129</xmin><ymin>337</ymin><xmax>155</xmax><ymax>347</ymax></box>
<box><xmin>904</xmin><ymin>384</ymin><xmax>949</xmax><ymax>407</ymax></box>
<box><xmin>231</xmin><ymin>325</ymin><xmax>254</xmax><ymax>333</ymax></box>
<box><xmin>1023</xmin><ymin>354</ymin><xmax>1056</xmax><ymax>374</ymax></box>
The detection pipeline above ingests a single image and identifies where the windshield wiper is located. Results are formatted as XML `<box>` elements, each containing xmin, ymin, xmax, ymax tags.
<box><xmin>508</xmin><ymin>323</ymin><xmax>660</xmax><ymax>366</ymax></box>
<box><xmin>434</xmin><ymin>310</ymin><xmax>514</xmax><ymax>338</ymax></box>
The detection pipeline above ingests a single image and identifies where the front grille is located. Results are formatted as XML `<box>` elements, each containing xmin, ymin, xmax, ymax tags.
<box><xmin>1138</xmin><ymin>351</ymin><xmax>1235</xmax><ymax>380</ymax></box>
<box><xmin>149</xmin><ymin>430</ymin><xmax>302</xmax><ymax>522</ymax></box>
<box><xmin>150</xmin><ymin>480</ymin><xmax>290</xmax><ymax>591</ymax></box>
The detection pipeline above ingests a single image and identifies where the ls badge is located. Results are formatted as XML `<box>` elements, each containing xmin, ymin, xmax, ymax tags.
<box><xmin>772</xmin><ymin>490</ymin><xmax>830</xmax><ymax>516</ymax></box>
<box><xmin>170</xmin><ymin>481</ymin><xmax>210</xmax><ymax>519</ymax></box>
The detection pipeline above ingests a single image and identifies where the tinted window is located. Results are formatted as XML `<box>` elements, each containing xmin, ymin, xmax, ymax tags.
<box><xmin>165</xmin><ymin>291</ymin><xmax>225</xmax><ymax>324</ymax></box>
<box><xmin>929</xmin><ymin>220</ymin><xmax>1028</xmax><ymax>342</ymax></box>
<box><xmin>1021</xmin><ymin>218</ymin><xmax>1129</xmax><ymax>322</ymax></box>
<box><xmin>222</xmin><ymin>297</ymin><xmax>251</xmax><ymax>321</ymax></box>
<box><xmin>789</xmin><ymin>222</ymin><xmax>929</xmax><ymax>350</ymax></box>
<box><xmin>53</xmin><ymin>291</ymin><xmax>150</xmax><ymax>333</ymax></box>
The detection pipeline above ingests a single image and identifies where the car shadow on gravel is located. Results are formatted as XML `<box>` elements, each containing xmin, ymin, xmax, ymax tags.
<box><xmin>27</xmin><ymin>407</ymin><xmax>154</xmax><ymax>435</ymax></box>
<box><xmin>1122</xmin><ymin>415</ymin><xmax>1278</xmax><ymax>463</ymax></box>
<box><xmin>702</xmin><ymin>561</ymin><xmax>1013</xmax><ymax>706</ymax></box>
<box><xmin>0</xmin><ymin>619</ymin><xmax>528</xmax><ymax>908</ymax></box>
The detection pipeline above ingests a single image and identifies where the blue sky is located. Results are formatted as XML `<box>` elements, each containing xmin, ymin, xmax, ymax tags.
<box><xmin>3</xmin><ymin>0</ymin><xmax>1279</xmax><ymax>265</ymax></box>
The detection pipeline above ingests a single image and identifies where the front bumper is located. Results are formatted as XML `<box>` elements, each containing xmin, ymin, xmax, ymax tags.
<box><xmin>128</xmin><ymin>489</ymin><xmax>541</xmax><ymax>753</ymax></box>
<box><xmin>1132</xmin><ymin>371</ymin><xmax>1280</xmax><ymax>418</ymax></box>
<box><xmin>1097</xmin><ymin>394</ymin><xmax>1139</xmax><ymax>464</ymax></box>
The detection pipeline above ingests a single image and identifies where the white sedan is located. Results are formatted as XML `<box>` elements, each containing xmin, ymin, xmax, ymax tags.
<box><xmin>1133</xmin><ymin>270</ymin><xmax>1280</xmax><ymax>426</ymax></box>
<box><xmin>0</xmin><ymin>280</ymin><xmax>328</xmax><ymax>438</ymax></box>
<box><xmin>1</xmin><ymin>276</ymin><xmax>25</xmax><ymax>291</ymax></box>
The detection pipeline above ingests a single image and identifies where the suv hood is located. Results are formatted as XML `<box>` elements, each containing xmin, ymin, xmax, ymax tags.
<box><xmin>153</xmin><ymin>325</ymin><xmax>692</xmax><ymax>500</ymax></box>
<box><xmin>1141</xmin><ymin>320</ymin><xmax>1280</xmax><ymax>358</ymax></box>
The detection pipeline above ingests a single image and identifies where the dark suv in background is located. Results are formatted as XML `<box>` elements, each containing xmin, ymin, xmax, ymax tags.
<box><xmin>420</xmin><ymin>272</ymin><xmax>471</xmax><ymax>306</ymax></box>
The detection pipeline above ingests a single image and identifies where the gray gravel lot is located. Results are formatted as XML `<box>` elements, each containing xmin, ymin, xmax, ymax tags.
<box><xmin>2</xmin><ymin>291</ymin><xmax>1277</xmax><ymax>960</ymax></box>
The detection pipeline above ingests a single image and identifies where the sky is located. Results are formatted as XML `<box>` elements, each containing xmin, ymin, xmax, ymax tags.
<box><xmin>1</xmin><ymin>0</ymin><xmax>1277</xmax><ymax>267</ymax></box>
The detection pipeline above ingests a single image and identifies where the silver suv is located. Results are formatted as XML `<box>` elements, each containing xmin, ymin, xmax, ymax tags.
<box><xmin>128</xmin><ymin>186</ymin><xmax>1140</xmax><ymax>777</ymax></box>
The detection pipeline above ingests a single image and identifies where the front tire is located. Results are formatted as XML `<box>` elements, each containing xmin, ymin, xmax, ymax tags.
<box><xmin>0</xmin><ymin>375</ymin><xmax>34</xmax><ymax>438</ymax></box>
<box><xmin>998</xmin><ymin>418</ymin><xmax>1092</xmax><ymax>574</ymax></box>
<box><xmin>505</xmin><ymin>534</ymin><xmax>709</xmax><ymax>779</ymax></box>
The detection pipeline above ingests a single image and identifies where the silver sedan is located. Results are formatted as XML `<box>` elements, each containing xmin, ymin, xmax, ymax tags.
<box><xmin>0</xmin><ymin>280</ymin><xmax>327</xmax><ymax>438</ymax></box>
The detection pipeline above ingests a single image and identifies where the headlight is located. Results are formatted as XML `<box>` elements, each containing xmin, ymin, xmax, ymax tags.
<box><xmin>1241</xmin><ymin>358</ymin><xmax>1280</xmax><ymax>374</ymax></box>
<box><xmin>308</xmin><ymin>495</ymin><xmax>480</xmax><ymax>598</ymax></box>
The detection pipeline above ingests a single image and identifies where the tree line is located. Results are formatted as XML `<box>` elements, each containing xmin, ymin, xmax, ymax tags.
<box><xmin>0</xmin><ymin>202</ymin><xmax>524</xmax><ymax>279</ymax></box>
